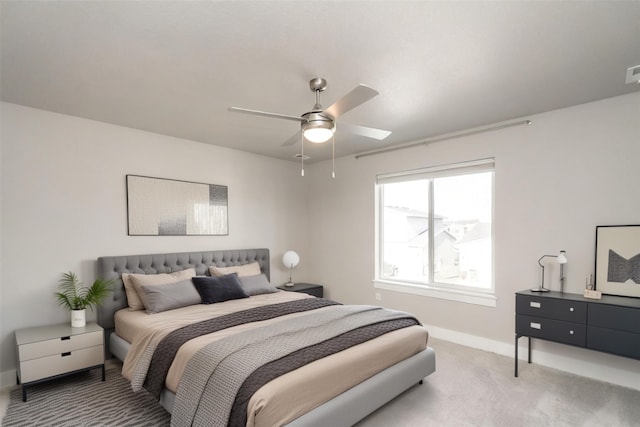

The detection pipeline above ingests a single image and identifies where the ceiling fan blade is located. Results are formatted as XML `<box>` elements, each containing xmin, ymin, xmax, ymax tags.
<box><xmin>340</xmin><ymin>122</ymin><xmax>391</xmax><ymax>140</ymax></box>
<box><xmin>324</xmin><ymin>84</ymin><xmax>379</xmax><ymax>119</ymax></box>
<box><xmin>229</xmin><ymin>107</ymin><xmax>304</xmax><ymax>122</ymax></box>
<box><xmin>281</xmin><ymin>131</ymin><xmax>301</xmax><ymax>147</ymax></box>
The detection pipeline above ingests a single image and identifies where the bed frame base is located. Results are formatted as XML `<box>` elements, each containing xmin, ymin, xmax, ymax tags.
<box><xmin>284</xmin><ymin>346</ymin><xmax>435</xmax><ymax>427</ymax></box>
<box><xmin>111</xmin><ymin>332</ymin><xmax>435</xmax><ymax>426</ymax></box>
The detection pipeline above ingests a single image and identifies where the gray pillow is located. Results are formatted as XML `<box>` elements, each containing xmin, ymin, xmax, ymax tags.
<box><xmin>239</xmin><ymin>274</ymin><xmax>279</xmax><ymax>296</ymax></box>
<box><xmin>137</xmin><ymin>279</ymin><xmax>201</xmax><ymax>314</ymax></box>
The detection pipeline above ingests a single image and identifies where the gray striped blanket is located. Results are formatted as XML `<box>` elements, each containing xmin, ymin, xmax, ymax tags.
<box><xmin>170</xmin><ymin>304</ymin><xmax>419</xmax><ymax>427</ymax></box>
<box><xmin>144</xmin><ymin>298</ymin><xmax>339</xmax><ymax>399</ymax></box>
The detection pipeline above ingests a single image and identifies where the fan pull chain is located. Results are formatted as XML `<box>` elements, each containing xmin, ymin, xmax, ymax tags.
<box><xmin>301</xmin><ymin>133</ymin><xmax>305</xmax><ymax>177</ymax></box>
<box><xmin>332</xmin><ymin>134</ymin><xmax>336</xmax><ymax>178</ymax></box>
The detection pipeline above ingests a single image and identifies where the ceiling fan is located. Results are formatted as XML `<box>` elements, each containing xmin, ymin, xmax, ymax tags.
<box><xmin>229</xmin><ymin>77</ymin><xmax>391</xmax><ymax>147</ymax></box>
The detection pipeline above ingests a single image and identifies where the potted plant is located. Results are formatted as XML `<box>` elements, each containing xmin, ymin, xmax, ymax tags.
<box><xmin>55</xmin><ymin>272</ymin><xmax>114</xmax><ymax>327</ymax></box>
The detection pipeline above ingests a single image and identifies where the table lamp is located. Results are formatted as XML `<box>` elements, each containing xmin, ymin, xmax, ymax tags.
<box><xmin>282</xmin><ymin>250</ymin><xmax>300</xmax><ymax>287</ymax></box>
<box><xmin>532</xmin><ymin>250</ymin><xmax>567</xmax><ymax>292</ymax></box>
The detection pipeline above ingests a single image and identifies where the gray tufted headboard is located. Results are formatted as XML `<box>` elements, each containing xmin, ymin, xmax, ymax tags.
<box><xmin>97</xmin><ymin>248</ymin><xmax>270</xmax><ymax>336</ymax></box>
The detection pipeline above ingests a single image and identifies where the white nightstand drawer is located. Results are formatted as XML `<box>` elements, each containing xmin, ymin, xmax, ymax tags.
<box><xmin>18</xmin><ymin>330</ymin><xmax>103</xmax><ymax>361</ymax></box>
<box><xmin>19</xmin><ymin>345</ymin><xmax>104</xmax><ymax>383</ymax></box>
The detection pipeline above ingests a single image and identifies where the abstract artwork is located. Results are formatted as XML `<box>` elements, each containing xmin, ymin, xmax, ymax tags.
<box><xmin>126</xmin><ymin>175</ymin><xmax>228</xmax><ymax>236</ymax></box>
<box><xmin>595</xmin><ymin>225</ymin><xmax>640</xmax><ymax>298</ymax></box>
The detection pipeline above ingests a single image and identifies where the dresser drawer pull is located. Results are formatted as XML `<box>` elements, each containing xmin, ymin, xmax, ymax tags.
<box><xmin>60</xmin><ymin>336</ymin><xmax>71</xmax><ymax>341</ymax></box>
<box><xmin>61</xmin><ymin>352</ymin><xmax>71</xmax><ymax>357</ymax></box>
<box><xmin>569</xmin><ymin>330</ymin><xmax>574</xmax><ymax>335</ymax></box>
<box><xmin>529</xmin><ymin>302</ymin><xmax>541</xmax><ymax>308</ymax></box>
<box><xmin>569</xmin><ymin>307</ymin><xmax>574</xmax><ymax>312</ymax></box>
<box><xmin>530</xmin><ymin>322</ymin><xmax>541</xmax><ymax>330</ymax></box>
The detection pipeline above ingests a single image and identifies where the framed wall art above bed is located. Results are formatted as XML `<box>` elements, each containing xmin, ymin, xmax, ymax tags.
<box><xmin>126</xmin><ymin>175</ymin><xmax>228</xmax><ymax>236</ymax></box>
<box><xmin>595</xmin><ymin>225</ymin><xmax>640</xmax><ymax>298</ymax></box>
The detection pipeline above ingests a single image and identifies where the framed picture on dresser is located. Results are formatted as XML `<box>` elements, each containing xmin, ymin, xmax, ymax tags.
<box><xmin>595</xmin><ymin>225</ymin><xmax>640</xmax><ymax>298</ymax></box>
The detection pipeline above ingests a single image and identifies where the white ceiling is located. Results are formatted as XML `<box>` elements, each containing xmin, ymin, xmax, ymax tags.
<box><xmin>2</xmin><ymin>1</ymin><xmax>639</xmax><ymax>163</ymax></box>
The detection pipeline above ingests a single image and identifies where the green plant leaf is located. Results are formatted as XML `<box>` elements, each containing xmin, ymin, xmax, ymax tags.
<box><xmin>55</xmin><ymin>272</ymin><xmax>114</xmax><ymax>311</ymax></box>
<box><xmin>84</xmin><ymin>278</ymin><xmax>114</xmax><ymax>312</ymax></box>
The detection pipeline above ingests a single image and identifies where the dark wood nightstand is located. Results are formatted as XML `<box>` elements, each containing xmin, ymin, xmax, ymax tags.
<box><xmin>278</xmin><ymin>282</ymin><xmax>323</xmax><ymax>298</ymax></box>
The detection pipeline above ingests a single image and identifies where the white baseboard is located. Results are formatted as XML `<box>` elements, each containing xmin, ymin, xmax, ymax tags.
<box><xmin>426</xmin><ymin>324</ymin><xmax>640</xmax><ymax>392</ymax></box>
<box><xmin>0</xmin><ymin>369</ymin><xmax>17</xmax><ymax>390</ymax></box>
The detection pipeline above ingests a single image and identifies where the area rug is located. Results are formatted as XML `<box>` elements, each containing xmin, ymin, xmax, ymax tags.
<box><xmin>2</xmin><ymin>367</ymin><xmax>170</xmax><ymax>426</ymax></box>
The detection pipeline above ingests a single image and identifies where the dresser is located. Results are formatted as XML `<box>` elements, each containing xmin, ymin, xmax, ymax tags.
<box><xmin>15</xmin><ymin>322</ymin><xmax>105</xmax><ymax>401</ymax></box>
<box><xmin>515</xmin><ymin>290</ymin><xmax>640</xmax><ymax>376</ymax></box>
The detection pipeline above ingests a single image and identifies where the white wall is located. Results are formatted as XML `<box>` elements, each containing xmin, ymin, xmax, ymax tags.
<box><xmin>0</xmin><ymin>102</ymin><xmax>311</xmax><ymax>377</ymax></box>
<box><xmin>307</xmin><ymin>92</ymin><xmax>640</xmax><ymax>389</ymax></box>
<box><xmin>2</xmin><ymin>93</ymin><xmax>639</xmax><ymax>390</ymax></box>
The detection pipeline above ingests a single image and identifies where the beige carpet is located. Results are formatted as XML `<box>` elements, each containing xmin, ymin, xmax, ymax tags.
<box><xmin>356</xmin><ymin>337</ymin><xmax>640</xmax><ymax>427</ymax></box>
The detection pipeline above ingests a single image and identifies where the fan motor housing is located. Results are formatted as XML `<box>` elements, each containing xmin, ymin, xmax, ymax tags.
<box><xmin>302</xmin><ymin>112</ymin><xmax>335</xmax><ymax>127</ymax></box>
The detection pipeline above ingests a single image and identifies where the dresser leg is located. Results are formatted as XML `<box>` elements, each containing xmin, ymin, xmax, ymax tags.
<box><xmin>514</xmin><ymin>334</ymin><xmax>519</xmax><ymax>377</ymax></box>
<box><xmin>527</xmin><ymin>337</ymin><xmax>532</xmax><ymax>363</ymax></box>
<box><xmin>22</xmin><ymin>386</ymin><xmax>27</xmax><ymax>402</ymax></box>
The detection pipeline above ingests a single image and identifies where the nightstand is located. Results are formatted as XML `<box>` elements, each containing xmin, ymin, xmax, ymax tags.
<box><xmin>15</xmin><ymin>322</ymin><xmax>105</xmax><ymax>402</ymax></box>
<box><xmin>278</xmin><ymin>282</ymin><xmax>324</xmax><ymax>298</ymax></box>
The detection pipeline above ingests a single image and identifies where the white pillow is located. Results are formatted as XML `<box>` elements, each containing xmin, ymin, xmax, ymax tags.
<box><xmin>209</xmin><ymin>261</ymin><xmax>261</xmax><ymax>278</ymax></box>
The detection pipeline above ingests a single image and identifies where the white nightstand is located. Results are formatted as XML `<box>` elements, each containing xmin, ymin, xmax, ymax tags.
<box><xmin>15</xmin><ymin>322</ymin><xmax>105</xmax><ymax>402</ymax></box>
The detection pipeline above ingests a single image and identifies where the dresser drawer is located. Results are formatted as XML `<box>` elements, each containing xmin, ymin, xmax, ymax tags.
<box><xmin>587</xmin><ymin>326</ymin><xmax>640</xmax><ymax>360</ymax></box>
<box><xmin>18</xmin><ymin>330</ymin><xmax>103</xmax><ymax>361</ymax></box>
<box><xmin>588</xmin><ymin>304</ymin><xmax>640</xmax><ymax>334</ymax></box>
<box><xmin>516</xmin><ymin>315</ymin><xmax>586</xmax><ymax>346</ymax></box>
<box><xmin>516</xmin><ymin>294</ymin><xmax>586</xmax><ymax>323</ymax></box>
<box><xmin>19</xmin><ymin>345</ymin><xmax>104</xmax><ymax>383</ymax></box>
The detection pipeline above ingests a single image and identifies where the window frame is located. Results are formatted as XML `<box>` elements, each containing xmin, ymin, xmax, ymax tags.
<box><xmin>374</xmin><ymin>158</ymin><xmax>496</xmax><ymax>307</ymax></box>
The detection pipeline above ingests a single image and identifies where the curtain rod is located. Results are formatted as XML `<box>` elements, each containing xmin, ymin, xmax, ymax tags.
<box><xmin>354</xmin><ymin>119</ymin><xmax>532</xmax><ymax>160</ymax></box>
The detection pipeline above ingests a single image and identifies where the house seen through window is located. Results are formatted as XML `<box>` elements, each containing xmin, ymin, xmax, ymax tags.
<box><xmin>376</xmin><ymin>159</ymin><xmax>494</xmax><ymax>293</ymax></box>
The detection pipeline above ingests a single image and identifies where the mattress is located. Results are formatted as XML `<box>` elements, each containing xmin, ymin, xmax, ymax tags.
<box><xmin>115</xmin><ymin>291</ymin><xmax>429</xmax><ymax>426</ymax></box>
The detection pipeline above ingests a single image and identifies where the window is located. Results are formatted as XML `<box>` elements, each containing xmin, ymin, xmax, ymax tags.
<box><xmin>375</xmin><ymin>159</ymin><xmax>495</xmax><ymax>306</ymax></box>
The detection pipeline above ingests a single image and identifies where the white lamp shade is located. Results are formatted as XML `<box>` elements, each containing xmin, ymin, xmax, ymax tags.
<box><xmin>557</xmin><ymin>251</ymin><xmax>568</xmax><ymax>264</ymax></box>
<box><xmin>283</xmin><ymin>251</ymin><xmax>300</xmax><ymax>269</ymax></box>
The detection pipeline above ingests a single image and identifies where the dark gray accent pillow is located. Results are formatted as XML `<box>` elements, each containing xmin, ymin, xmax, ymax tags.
<box><xmin>239</xmin><ymin>273</ymin><xmax>279</xmax><ymax>296</ymax></box>
<box><xmin>137</xmin><ymin>279</ymin><xmax>201</xmax><ymax>314</ymax></box>
<box><xmin>192</xmin><ymin>274</ymin><xmax>249</xmax><ymax>304</ymax></box>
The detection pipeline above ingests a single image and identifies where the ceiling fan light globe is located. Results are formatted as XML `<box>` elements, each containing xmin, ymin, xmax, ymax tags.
<box><xmin>304</xmin><ymin>127</ymin><xmax>334</xmax><ymax>143</ymax></box>
<box><xmin>302</xmin><ymin>113</ymin><xmax>335</xmax><ymax>143</ymax></box>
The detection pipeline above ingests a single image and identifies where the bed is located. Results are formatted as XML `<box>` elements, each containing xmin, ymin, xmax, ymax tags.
<box><xmin>97</xmin><ymin>248</ymin><xmax>436</xmax><ymax>427</ymax></box>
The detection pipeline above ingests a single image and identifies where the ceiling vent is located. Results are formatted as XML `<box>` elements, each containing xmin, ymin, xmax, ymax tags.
<box><xmin>626</xmin><ymin>65</ymin><xmax>640</xmax><ymax>84</ymax></box>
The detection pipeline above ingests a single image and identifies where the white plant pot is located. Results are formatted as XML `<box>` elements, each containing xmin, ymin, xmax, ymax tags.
<box><xmin>71</xmin><ymin>309</ymin><xmax>86</xmax><ymax>328</ymax></box>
